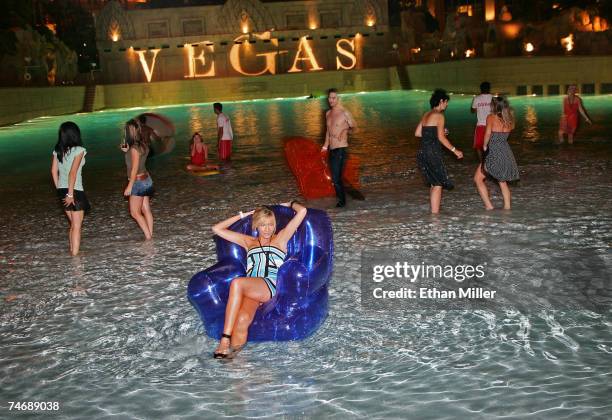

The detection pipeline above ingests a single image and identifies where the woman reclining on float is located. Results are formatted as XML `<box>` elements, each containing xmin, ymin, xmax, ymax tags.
<box><xmin>211</xmin><ymin>201</ymin><xmax>307</xmax><ymax>358</ymax></box>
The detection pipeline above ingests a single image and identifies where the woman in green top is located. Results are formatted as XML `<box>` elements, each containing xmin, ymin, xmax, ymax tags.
<box><xmin>123</xmin><ymin>119</ymin><xmax>154</xmax><ymax>240</ymax></box>
<box><xmin>51</xmin><ymin>122</ymin><xmax>90</xmax><ymax>256</ymax></box>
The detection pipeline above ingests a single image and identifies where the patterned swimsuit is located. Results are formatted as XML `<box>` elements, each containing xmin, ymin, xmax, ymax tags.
<box><xmin>246</xmin><ymin>245</ymin><xmax>286</xmax><ymax>297</ymax></box>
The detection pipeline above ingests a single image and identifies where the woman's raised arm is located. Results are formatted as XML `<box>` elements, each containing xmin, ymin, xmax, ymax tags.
<box><xmin>277</xmin><ymin>202</ymin><xmax>307</xmax><ymax>246</ymax></box>
<box><xmin>212</xmin><ymin>211</ymin><xmax>254</xmax><ymax>250</ymax></box>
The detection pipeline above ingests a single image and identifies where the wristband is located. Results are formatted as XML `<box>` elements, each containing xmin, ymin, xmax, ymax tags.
<box><xmin>66</xmin><ymin>193</ymin><xmax>74</xmax><ymax>198</ymax></box>
<box><xmin>239</xmin><ymin>211</ymin><xmax>244</xmax><ymax>219</ymax></box>
<box><xmin>451</xmin><ymin>146</ymin><xmax>456</xmax><ymax>152</ymax></box>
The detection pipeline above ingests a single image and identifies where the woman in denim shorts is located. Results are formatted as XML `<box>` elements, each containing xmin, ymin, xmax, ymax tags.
<box><xmin>123</xmin><ymin>119</ymin><xmax>154</xmax><ymax>239</ymax></box>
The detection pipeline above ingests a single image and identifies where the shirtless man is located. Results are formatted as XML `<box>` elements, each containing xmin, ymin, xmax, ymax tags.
<box><xmin>321</xmin><ymin>88</ymin><xmax>356</xmax><ymax>208</ymax></box>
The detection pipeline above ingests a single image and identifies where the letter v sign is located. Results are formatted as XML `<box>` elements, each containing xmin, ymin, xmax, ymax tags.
<box><xmin>135</xmin><ymin>49</ymin><xmax>161</xmax><ymax>82</ymax></box>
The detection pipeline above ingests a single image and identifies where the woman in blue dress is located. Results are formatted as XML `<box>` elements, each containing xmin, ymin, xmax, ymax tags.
<box><xmin>211</xmin><ymin>201</ymin><xmax>307</xmax><ymax>358</ymax></box>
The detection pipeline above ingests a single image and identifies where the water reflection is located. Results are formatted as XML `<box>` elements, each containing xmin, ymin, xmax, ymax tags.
<box><xmin>188</xmin><ymin>106</ymin><xmax>205</xmax><ymax>135</ymax></box>
<box><xmin>522</xmin><ymin>105</ymin><xmax>539</xmax><ymax>142</ymax></box>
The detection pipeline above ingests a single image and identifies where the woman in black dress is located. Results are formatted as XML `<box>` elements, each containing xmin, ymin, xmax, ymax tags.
<box><xmin>415</xmin><ymin>89</ymin><xmax>464</xmax><ymax>214</ymax></box>
<box><xmin>474</xmin><ymin>96</ymin><xmax>519</xmax><ymax>210</ymax></box>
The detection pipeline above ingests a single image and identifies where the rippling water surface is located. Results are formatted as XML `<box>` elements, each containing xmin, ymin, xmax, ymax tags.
<box><xmin>0</xmin><ymin>91</ymin><xmax>611</xmax><ymax>418</ymax></box>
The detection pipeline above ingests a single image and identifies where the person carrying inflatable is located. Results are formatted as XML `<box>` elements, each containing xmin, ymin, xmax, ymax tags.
<box><xmin>210</xmin><ymin>201</ymin><xmax>307</xmax><ymax>358</ymax></box>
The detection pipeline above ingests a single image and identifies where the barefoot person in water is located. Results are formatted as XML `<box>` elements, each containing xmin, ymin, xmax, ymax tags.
<box><xmin>471</xmin><ymin>81</ymin><xmax>493</xmax><ymax>161</ymax></box>
<box><xmin>321</xmin><ymin>88</ymin><xmax>356</xmax><ymax>208</ymax></box>
<box><xmin>558</xmin><ymin>85</ymin><xmax>592</xmax><ymax>144</ymax></box>
<box><xmin>186</xmin><ymin>132</ymin><xmax>220</xmax><ymax>172</ymax></box>
<box><xmin>211</xmin><ymin>201</ymin><xmax>307</xmax><ymax>358</ymax></box>
<box><xmin>474</xmin><ymin>96</ymin><xmax>520</xmax><ymax>210</ymax></box>
<box><xmin>214</xmin><ymin>103</ymin><xmax>234</xmax><ymax>161</ymax></box>
<box><xmin>415</xmin><ymin>89</ymin><xmax>463</xmax><ymax>214</ymax></box>
<box><xmin>51</xmin><ymin>122</ymin><xmax>91</xmax><ymax>256</ymax></box>
<box><xmin>123</xmin><ymin>119</ymin><xmax>154</xmax><ymax>240</ymax></box>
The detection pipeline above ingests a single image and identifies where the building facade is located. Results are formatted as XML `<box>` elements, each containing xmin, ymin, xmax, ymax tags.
<box><xmin>95</xmin><ymin>0</ymin><xmax>391</xmax><ymax>84</ymax></box>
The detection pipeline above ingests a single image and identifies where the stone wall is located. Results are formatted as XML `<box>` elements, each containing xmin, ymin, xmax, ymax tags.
<box><xmin>101</xmin><ymin>67</ymin><xmax>395</xmax><ymax>108</ymax></box>
<box><xmin>0</xmin><ymin>67</ymin><xmax>396</xmax><ymax>125</ymax></box>
<box><xmin>1</xmin><ymin>56</ymin><xmax>610</xmax><ymax>126</ymax></box>
<box><xmin>404</xmin><ymin>56</ymin><xmax>612</xmax><ymax>95</ymax></box>
<box><xmin>0</xmin><ymin>86</ymin><xmax>85</xmax><ymax>126</ymax></box>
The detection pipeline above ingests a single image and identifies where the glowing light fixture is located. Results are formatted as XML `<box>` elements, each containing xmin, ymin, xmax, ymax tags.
<box><xmin>485</xmin><ymin>0</ymin><xmax>495</xmax><ymax>21</ymax></box>
<box><xmin>465</xmin><ymin>49</ymin><xmax>475</xmax><ymax>58</ymax></box>
<box><xmin>109</xmin><ymin>20</ymin><xmax>121</xmax><ymax>42</ymax></box>
<box><xmin>524</xmin><ymin>42</ymin><xmax>534</xmax><ymax>53</ymax></box>
<box><xmin>366</xmin><ymin>18</ymin><xmax>375</xmax><ymax>27</ymax></box>
<box><xmin>560</xmin><ymin>34</ymin><xmax>573</xmax><ymax>52</ymax></box>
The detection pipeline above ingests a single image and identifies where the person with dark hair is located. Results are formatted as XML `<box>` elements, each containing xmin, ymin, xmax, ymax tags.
<box><xmin>123</xmin><ymin>118</ymin><xmax>154</xmax><ymax>239</ymax></box>
<box><xmin>475</xmin><ymin>96</ymin><xmax>520</xmax><ymax>210</ymax></box>
<box><xmin>213</xmin><ymin>102</ymin><xmax>233</xmax><ymax>160</ymax></box>
<box><xmin>415</xmin><ymin>89</ymin><xmax>463</xmax><ymax>214</ymax></box>
<box><xmin>51</xmin><ymin>121</ymin><xmax>90</xmax><ymax>256</ymax></box>
<box><xmin>471</xmin><ymin>81</ymin><xmax>493</xmax><ymax>159</ymax></box>
<box><xmin>210</xmin><ymin>201</ymin><xmax>307</xmax><ymax>358</ymax></box>
<box><xmin>321</xmin><ymin>88</ymin><xmax>356</xmax><ymax>208</ymax></box>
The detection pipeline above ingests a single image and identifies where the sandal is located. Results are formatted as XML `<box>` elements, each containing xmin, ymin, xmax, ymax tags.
<box><xmin>213</xmin><ymin>333</ymin><xmax>232</xmax><ymax>359</ymax></box>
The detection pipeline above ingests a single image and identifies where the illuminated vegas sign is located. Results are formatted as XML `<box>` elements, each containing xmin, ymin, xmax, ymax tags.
<box><xmin>132</xmin><ymin>34</ymin><xmax>359</xmax><ymax>82</ymax></box>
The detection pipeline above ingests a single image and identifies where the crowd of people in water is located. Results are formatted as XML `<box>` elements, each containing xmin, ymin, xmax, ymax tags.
<box><xmin>48</xmin><ymin>85</ymin><xmax>592</xmax><ymax>356</ymax></box>
<box><xmin>50</xmin><ymin>84</ymin><xmax>592</xmax><ymax>254</ymax></box>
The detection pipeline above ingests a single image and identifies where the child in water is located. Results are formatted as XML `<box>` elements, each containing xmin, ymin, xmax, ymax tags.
<box><xmin>187</xmin><ymin>132</ymin><xmax>220</xmax><ymax>172</ymax></box>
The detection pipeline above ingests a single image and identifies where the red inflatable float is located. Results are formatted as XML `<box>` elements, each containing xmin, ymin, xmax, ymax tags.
<box><xmin>284</xmin><ymin>136</ymin><xmax>360</xmax><ymax>200</ymax></box>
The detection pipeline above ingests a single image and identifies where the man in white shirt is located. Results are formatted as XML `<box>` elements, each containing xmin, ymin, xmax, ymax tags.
<box><xmin>214</xmin><ymin>102</ymin><xmax>234</xmax><ymax>160</ymax></box>
<box><xmin>471</xmin><ymin>81</ymin><xmax>493</xmax><ymax>160</ymax></box>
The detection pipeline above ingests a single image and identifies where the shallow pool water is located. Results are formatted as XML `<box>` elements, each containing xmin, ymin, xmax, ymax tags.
<box><xmin>0</xmin><ymin>91</ymin><xmax>611</xmax><ymax>418</ymax></box>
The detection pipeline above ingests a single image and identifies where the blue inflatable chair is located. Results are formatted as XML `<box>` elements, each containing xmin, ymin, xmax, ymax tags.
<box><xmin>187</xmin><ymin>205</ymin><xmax>333</xmax><ymax>341</ymax></box>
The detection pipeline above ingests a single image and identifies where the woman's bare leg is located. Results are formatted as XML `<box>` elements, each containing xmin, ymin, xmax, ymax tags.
<box><xmin>499</xmin><ymin>181</ymin><xmax>512</xmax><ymax>210</ymax></box>
<box><xmin>215</xmin><ymin>277</ymin><xmax>271</xmax><ymax>355</ymax></box>
<box><xmin>558</xmin><ymin>129</ymin><xmax>565</xmax><ymax>144</ymax></box>
<box><xmin>430</xmin><ymin>186</ymin><xmax>442</xmax><ymax>214</ymax></box>
<box><xmin>70</xmin><ymin>210</ymin><xmax>84</xmax><ymax>256</ymax></box>
<box><xmin>231</xmin><ymin>297</ymin><xmax>261</xmax><ymax>350</ymax></box>
<box><xmin>474</xmin><ymin>164</ymin><xmax>494</xmax><ymax>210</ymax></box>
<box><xmin>142</xmin><ymin>196</ymin><xmax>153</xmax><ymax>237</ymax></box>
<box><xmin>568</xmin><ymin>133</ymin><xmax>574</xmax><ymax>144</ymax></box>
<box><xmin>64</xmin><ymin>210</ymin><xmax>73</xmax><ymax>253</ymax></box>
<box><xmin>129</xmin><ymin>196</ymin><xmax>152</xmax><ymax>239</ymax></box>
